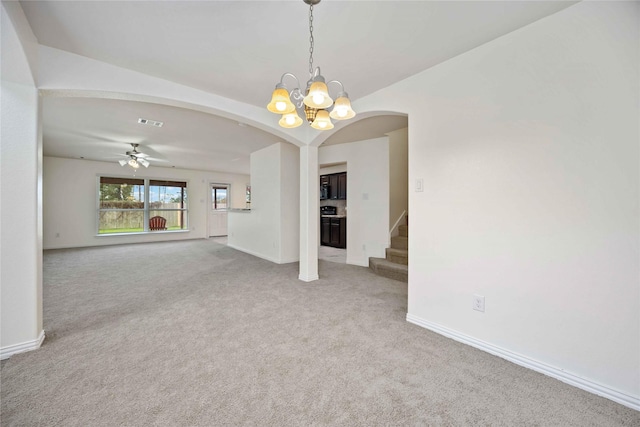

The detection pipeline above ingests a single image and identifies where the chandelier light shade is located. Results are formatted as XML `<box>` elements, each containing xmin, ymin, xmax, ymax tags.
<box><xmin>267</xmin><ymin>0</ymin><xmax>356</xmax><ymax>130</ymax></box>
<box><xmin>279</xmin><ymin>111</ymin><xmax>304</xmax><ymax>128</ymax></box>
<box><xmin>303</xmin><ymin>77</ymin><xmax>333</xmax><ymax>109</ymax></box>
<box><xmin>329</xmin><ymin>92</ymin><xmax>356</xmax><ymax>120</ymax></box>
<box><xmin>310</xmin><ymin>109</ymin><xmax>334</xmax><ymax>130</ymax></box>
<box><xmin>267</xmin><ymin>86</ymin><xmax>296</xmax><ymax>114</ymax></box>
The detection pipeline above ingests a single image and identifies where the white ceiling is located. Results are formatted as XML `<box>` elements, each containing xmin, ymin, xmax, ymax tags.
<box><xmin>20</xmin><ymin>0</ymin><xmax>575</xmax><ymax>173</ymax></box>
<box><xmin>42</xmin><ymin>97</ymin><xmax>283</xmax><ymax>173</ymax></box>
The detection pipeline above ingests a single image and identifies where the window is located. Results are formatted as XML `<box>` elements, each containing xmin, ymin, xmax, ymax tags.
<box><xmin>149</xmin><ymin>180</ymin><xmax>188</xmax><ymax>231</ymax></box>
<box><xmin>98</xmin><ymin>177</ymin><xmax>188</xmax><ymax>234</ymax></box>
<box><xmin>211</xmin><ymin>186</ymin><xmax>227</xmax><ymax>210</ymax></box>
<box><xmin>99</xmin><ymin>177</ymin><xmax>145</xmax><ymax>233</ymax></box>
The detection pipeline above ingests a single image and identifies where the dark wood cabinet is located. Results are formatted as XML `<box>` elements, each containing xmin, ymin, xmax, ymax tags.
<box><xmin>337</xmin><ymin>173</ymin><xmax>347</xmax><ymax>200</ymax></box>
<box><xmin>329</xmin><ymin>174</ymin><xmax>339</xmax><ymax>199</ymax></box>
<box><xmin>321</xmin><ymin>217</ymin><xmax>346</xmax><ymax>248</ymax></box>
<box><xmin>321</xmin><ymin>217</ymin><xmax>331</xmax><ymax>245</ymax></box>
<box><xmin>330</xmin><ymin>219</ymin><xmax>341</xmax><ymax>246</ymax></box>
<box><xmin>319</xmin><ymin>172</ymin><xmax>347</xmax><ymax>200</ymax></box>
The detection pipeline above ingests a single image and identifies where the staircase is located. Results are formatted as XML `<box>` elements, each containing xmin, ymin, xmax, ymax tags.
<box><xmin>369</xmin><ymin>221</ymin><xmax>408</xmax><ymax>282</ymax></box>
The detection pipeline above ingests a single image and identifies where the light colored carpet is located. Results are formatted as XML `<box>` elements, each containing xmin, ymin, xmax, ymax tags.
<box><xmin>318</xmin><ymin>245</ymin><xmax>347</xmax><ymax>264</ymax></box>
<box><xmin>1</xmin><ymin>239</ymin><xmax>637</xmax><ymax>426</ymax></box>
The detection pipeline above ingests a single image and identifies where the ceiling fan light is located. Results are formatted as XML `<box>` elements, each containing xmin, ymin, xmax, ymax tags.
<box><xmin>119</xmin><ymin>159</ymin><xmax>128</xmax><ymax>167</ymax></box>
<box><xmin>279</xmin><ymin>111</ymin><xmax>303</xmax><ymax>128</ymax></box>
<box><xmin>139</xmin><ymin>158</ymin><xmax>150</xmax><ymax>168</ymax></box>
<box><xmin>267</xmin><ymin>87</ymin><xmax>295</xmax><ymax>114</ymax></box>
<box><xmin>128</xmin><ymin>158</ymin><xmax>140</xmax><ymax>169</ymax></box>
<box><xmin>329</xmin><ymin>94</ymin><xmax>356</xmax><ymax>120</ymax></box>
<box><xmin>310</xmin><ymin>109</ymin><xmax>334</xmax><ymax>130</ymax></box>
<box><xmin>303</xmin><ymin>77</ymin><xmax>333</xmax><ymax>109</ymax></box>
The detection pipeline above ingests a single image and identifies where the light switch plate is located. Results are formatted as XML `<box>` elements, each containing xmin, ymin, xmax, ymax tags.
<box><xmin>416</xmin><ymin>179</ymin><xmax>424</xmax><ymax>192</ymax></box>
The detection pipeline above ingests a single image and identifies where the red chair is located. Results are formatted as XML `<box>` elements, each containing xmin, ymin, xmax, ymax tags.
<box><xmin>149</xmin><ymin>216</ymin><xmax>167</xmax><ymax>231</ymax></box>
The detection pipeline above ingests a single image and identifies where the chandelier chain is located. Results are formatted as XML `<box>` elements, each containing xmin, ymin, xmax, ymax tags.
<box><xmin>308</xmin><ymin>4</ymin><xmax>314</xmax><ymax>76</ymax></box>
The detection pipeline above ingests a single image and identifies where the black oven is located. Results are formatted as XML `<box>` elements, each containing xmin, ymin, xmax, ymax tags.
<box><xmin>320</xmin><ymin>206</ymin><xmax>337</xmax><ymax>216</ymax></box>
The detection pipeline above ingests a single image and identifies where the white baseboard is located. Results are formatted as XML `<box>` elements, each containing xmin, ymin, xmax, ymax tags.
<box><xmin>227</xmin><ymin>244</ymin><xmax>299</xmax><ymax>265</ymax></box>
<box><xmin>406</xmin><ymin>313</ymin><xmax>640</xmax><ymax>412</ymax></box>
<box><xmin>1</xmin><ymin>330</ymin><xmax>45</xmax><ymax>360</ymax></box>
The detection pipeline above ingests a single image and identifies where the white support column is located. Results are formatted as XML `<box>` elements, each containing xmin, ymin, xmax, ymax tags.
<box><xmin>1</xmin><ymin>3</ymin><xmax>44</xmax><ymax>359</ymax></box>
<box><xmin>298</xmin><ymin>145</ymin><xmax>319</xmax><ymax>282</ymax></box>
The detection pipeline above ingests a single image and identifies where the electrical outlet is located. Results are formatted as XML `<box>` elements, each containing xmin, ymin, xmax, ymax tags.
<box><xmin>473</xmin><ymin>295</ymin><xmax>485</xmax><ymax>312</ymax></box>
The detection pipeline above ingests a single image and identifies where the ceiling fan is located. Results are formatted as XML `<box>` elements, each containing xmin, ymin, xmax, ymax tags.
<box><xmin>119</xmin><ymin>143</ymin><xmax>150</xmax><ymax>169</ymax></box>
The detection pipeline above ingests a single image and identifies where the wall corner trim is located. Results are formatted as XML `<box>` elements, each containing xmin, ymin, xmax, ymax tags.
<box><xmin>0</xmin><ymin>330</ymin><xmax>45</xmax><ymax>360</ymax></box>
<box><xmin>298</xmin><ymin>273</ymin><xmax>320</xmax><ymax>282</ymax></box>
<box><xmin>406</xmin><ymin>313</ymin><xmax>640</xmax><ymax>411</ymax></box>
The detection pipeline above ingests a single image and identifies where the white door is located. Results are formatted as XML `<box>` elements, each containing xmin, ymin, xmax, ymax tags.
<box><xmin>209</xmin><ymin>184</ymin><xmax>229</xmax><ymax>237</ymax></box>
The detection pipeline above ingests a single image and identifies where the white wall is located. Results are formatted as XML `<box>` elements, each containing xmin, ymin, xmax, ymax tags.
<box><xmin>228</xmin><ymin>142</ymin><xmax>300</xmax><ymax>264</ymax></box>
<box><xmin>43</xmin><ymin>156</ymin><xmax>249</xmax><ymax>249</ymax></box>
<box><xmin>279</xmin><ymin>142</ymin><xmax>301</xmax><ymax>263</ymax></box>
<box><xmin>388</xmin><ymin>127</ymin><xmax>408</xmax><ymax>228</ymax></box>
<box><xmin>1</xmin><ymin>2</ymin><xmax>44</xmax><ymax>357</ymax></box>
<box><xmin>319</xmin><ymin>137</ymin><xmax>390</xmax><ymax>266</ymax></box>
<box><xmin>356</xmin><ymin>1</ymin><xmax>639</xmax><ymax>408</ymax></box>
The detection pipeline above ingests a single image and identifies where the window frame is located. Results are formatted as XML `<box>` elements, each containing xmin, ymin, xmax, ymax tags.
<box><xmin>211</xmin><ymin>185</ymin><xmax>229</xmax><ymax>211</ymax></box>
<box><xmin>96</xmin><ymin>175</ymin><xmax>190</xmax><ymax>236</ymax></box>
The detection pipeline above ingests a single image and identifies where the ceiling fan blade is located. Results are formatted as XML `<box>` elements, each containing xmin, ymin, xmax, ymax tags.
<box><xmin>143</xmin><ymin>156</ymin><xmax>168</xmax><ymax>163</ymax></box>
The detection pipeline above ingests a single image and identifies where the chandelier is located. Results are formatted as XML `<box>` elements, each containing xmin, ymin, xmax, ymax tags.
<box><xmin>267</xmin><ymin>0</ymin><xmax>356</xmax><ymax>130</ymax></box>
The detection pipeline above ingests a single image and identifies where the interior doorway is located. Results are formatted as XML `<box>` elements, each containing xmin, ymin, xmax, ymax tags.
<box><xmin>209</xmin><ymin>184</ymin><xmax>229</xmax><ymax>237</ymax></box>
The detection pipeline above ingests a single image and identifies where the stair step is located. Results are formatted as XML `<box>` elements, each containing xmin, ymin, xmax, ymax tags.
<box><xmin>399</xmin><ymin>224</ymin><xmax>408</xmax><ymax>237</ymax></box>
<box><xmin>369</xmin><ymin>257</ymin><xmax>408</xmax><ymax>282</ymax></box>
<box><xmin>386</xmin><ymin>247</ymin><xmax>408</xmax><ymax>265</ymax></box>
<box><xmin>391</xmin><ymin>235</ymin><xmax>408</xmax><ymax>250</ymax></box>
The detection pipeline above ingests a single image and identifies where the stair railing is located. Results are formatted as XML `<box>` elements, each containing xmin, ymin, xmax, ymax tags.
<box><xmin>389</xmin><ymin>210</ymin><xmax>407</xmax><ymax>239</ymax></box>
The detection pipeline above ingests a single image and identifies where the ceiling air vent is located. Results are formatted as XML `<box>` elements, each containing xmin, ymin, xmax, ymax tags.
<box><xmin>138</xmin><ymin>118</ymin><xmax>164</xmax><ymax>127</ymax></box>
